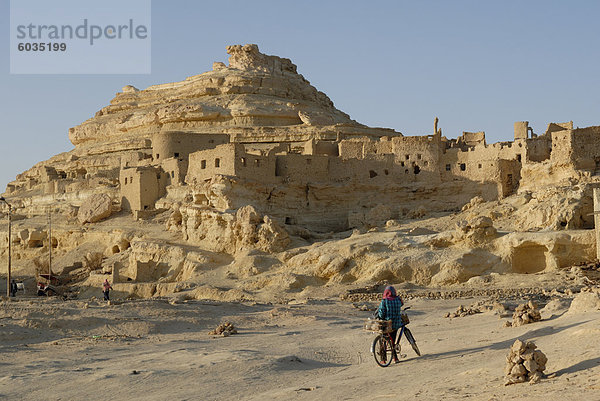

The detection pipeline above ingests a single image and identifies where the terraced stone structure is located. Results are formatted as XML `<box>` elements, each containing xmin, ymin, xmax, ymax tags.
<box><xmin>3</xmin><ymin>44</ymin><xmax>600</xmax><ymax>295</ymax></box>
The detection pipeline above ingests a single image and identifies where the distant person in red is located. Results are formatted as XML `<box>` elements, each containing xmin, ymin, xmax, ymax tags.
<box><xmin>102</xmin><ymin>279</ymin><xmax>113</xmax><ymax>301</ymax></box>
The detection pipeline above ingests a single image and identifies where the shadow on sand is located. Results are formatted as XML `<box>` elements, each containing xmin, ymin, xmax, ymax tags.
<box><xmin>552</xmin><ymin>356</ymin><xmax>600</xmax><ymax>377</ymax></box>
<box><xmin>414</xmin><ymin>320</ymin><xmax>590</xmax><ymax>362</ymax></box>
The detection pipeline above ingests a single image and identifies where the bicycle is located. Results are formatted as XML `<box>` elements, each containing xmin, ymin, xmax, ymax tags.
<box><xmin>365</xmin><ymin>306</ymin><xmax>421</xmax><ymax>367</ymax></box>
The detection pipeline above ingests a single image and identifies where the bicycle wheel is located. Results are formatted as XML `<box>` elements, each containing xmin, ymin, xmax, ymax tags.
<box><xmin>403</xmin><ymin>327</ymin><xmax>421</xmax><ymax>356</ymax></box>
<box><xmin>372</xmin><ymin>334</ymin><xmax>393</xmax><ymax>367</ymax></box>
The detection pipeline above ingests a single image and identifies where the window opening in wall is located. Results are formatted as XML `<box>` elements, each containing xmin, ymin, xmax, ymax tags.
<box><xmin>171</xmin><ymin>171</ymin><xmax>175</xmax><ymax>178</ymax></box>
<box><xmin>201</xmin><ymin>160</ymin><xmax>206</xmax><ymax>169</ymax></box>
<box><xmin>369</xmin><ymin>170</ymin><xmax>378</xmax><ymax>178</ymax></box>
<box><xmin>124</xmin><ymin>178</ymin><xmax>128</xmax><ymax>184</ymax></box>
<box><xmin>144</xmin><ymin>205</ymin><xmax>148</xmax><ymax>210</ymax></box>
<box><xmin>446</xmin><ymin>164</ymin><xmax>451</xmax><ymax>171</ymax></box>
<box><xmin>384</xmin><ymin>169</ymin><xmax>389</xmax><ymax>175</ymax></box>
<box><xmin>215</xmin><ymin>158</ymin><xmax>220</xmax><ymax>167</ymax></box>
<box><xmin>130</xmin><ymin>177</ymin><xmax>133</xmax><ymax>182</ymax></box>
<box><xmin>417</xmin><ymin>154</ymin><xmax>422</xmax><ymax>160</ymax></box>
<box><xmin>241</xmin><ymin>157</ymin><xmax>246</xmax><ymax>166</ymax></box>
<box><xmin>405</xmin><ymin>154</ymin><xmax>410</xmax><ymax>160</ymax></box>
<box><xmin>413</xmin><ymin>165</ymin><xmax>420</xmax><ymax>174</ymax></box>
<box><xmin>460</xmin><ymin>163</ymin><xmax>466</xmax><ymax>171</ymax></box>
<box><xmin>255</xmin><ymin>159</ymin><xmax>260</xmax><ymax>167</ymax></box>
<box><xmin>400</xmin><ymin>161</ymin><xmax>405</xmax><ymax>167</ymax></box>
<box><xmin>516</xmin><ymin>154</ymin><xmax>522</xmax><ymax>162</ymax></box>
<box><xmin>478</xmin><ymin>163</ymin><xmax>482</xmax><ymax>169</ymax></box>
<box><xmin>156</xmin><ymin>154</ymin><xmax>159</xmax><ymax>159</ymax></box>
<box><xmin>174</xmin><ymin>152</ymin><xmax>179</xmax><ymax>158</ymax></box>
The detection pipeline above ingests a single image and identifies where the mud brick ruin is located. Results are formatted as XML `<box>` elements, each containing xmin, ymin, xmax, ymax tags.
<box><xmin>7</xmin><ymin>45</ymin><xmax>597</xmax><ymax>230</ymax></box>
<box><xmin>3</xmin><ymin>44</ymin><xmax>600</xmax><ymax>292</ymax></box>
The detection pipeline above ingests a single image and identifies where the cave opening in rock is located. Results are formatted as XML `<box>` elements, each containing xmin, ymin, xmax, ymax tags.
<box><xmin>512</xmin><ymin>244</ymin><xmax>547</xmax><ymax>273</ymax></box>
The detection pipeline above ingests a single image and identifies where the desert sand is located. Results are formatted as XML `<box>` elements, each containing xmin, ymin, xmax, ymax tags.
<box><xmin>1</xmin><ymin>281</ymin><xmax>600</xmax><ymax>401</ymax></box>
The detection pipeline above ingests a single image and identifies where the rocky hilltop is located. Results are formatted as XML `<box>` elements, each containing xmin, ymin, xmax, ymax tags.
<box><xmin>1</xmin><ymin>44</ymin><xmax>600</xmax><ymax>302</ymax></box>
<box><xmin>69</xmin><ymin>43</ymin><xmax>375</xmax><ymax>147</ymax></box>
<box><xmin>5</xmin><ymin>45</ymin><xmax>398</xmax><ymax>212</ymax></box>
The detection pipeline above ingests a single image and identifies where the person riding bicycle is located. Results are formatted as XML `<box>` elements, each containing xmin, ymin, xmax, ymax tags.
<box><xmin>376</xmin><ymin>285</ymin><xmax>404</xmax><ymax>363</ymax></box>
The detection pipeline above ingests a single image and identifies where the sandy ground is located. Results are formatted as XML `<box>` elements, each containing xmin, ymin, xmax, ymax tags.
<box><xmin>1</xmin><ymin>293</ymin><xmax>599</xmax><ymax>401</ymax></box>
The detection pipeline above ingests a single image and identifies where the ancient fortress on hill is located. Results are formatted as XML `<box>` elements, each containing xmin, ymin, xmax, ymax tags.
<box><xmin>4</xmin><ymin>44</ymin><xmax>600</xmax><ymax>233</ymax></box>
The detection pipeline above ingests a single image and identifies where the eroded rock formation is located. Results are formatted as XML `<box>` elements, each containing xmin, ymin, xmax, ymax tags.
<box><xmin>2</xmin><ymin>44</ymin><xmax>600</xmax><ymax>300</ymax></box>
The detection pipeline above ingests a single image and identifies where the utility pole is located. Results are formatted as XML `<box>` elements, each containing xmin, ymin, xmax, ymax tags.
<box><xmin>48</xmin><ymin>209</ymin><xmax>52</xmax><ymax>282</ymax></box>
<box><xmin>0</xmin><ymin>197</ymin><xmax>12</xmax><ymax>297</ymax></box>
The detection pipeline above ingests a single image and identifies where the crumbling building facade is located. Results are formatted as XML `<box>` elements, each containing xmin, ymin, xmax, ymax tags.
<box><xmin>112</xmin><ymin>118</ymin><xmax>598</xmax><ymax>231</ymax></box>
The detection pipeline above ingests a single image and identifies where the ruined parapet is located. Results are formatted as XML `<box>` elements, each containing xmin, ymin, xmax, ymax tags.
<box><xmin>302</xmin><ymin>140</ymin><xmax>336</xmax><ymax>156</ymax></box>
<box><xmin>514</xmin><ymin>121</ymin><xmax>529</xmax><ymax>140</ymax></box>
<box><xmin>460</xmin><ymin>131</ymin><xmax>486</xmax><ymax>147</ymax></box>
<box><xmin>544</xmin><ymin>121</ymin><xmax>573</xmax><ymax>136</ymax></box>
<box><xmin>551</xmin><ymin>125</ymin><xmax>600</xmax><ymax>170</ymax></box>
<box><xmin>338</xmin><ymin>137</ymin><xmax>372</xmax><ymax>160</ymax></box>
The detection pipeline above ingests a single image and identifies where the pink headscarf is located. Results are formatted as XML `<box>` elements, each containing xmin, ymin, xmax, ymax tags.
<box><xmin>383</xmin><ymin>285</ymin><xmax>397</xmax><ymax>300</ymax></box>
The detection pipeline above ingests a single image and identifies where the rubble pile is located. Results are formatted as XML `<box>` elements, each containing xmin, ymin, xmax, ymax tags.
<box><xmin>445</xmin><ymin>304</ymin><xmax>482</xmax><ymax>318</ymax></box>
<box><xmin>209</xmin><ymin>322</ymin><xmax>238</xmax><ymax>337</ymax></box>
<box><xmin>445</xmin><ymin>300</ymin><xmax>507</xmax><ymax>318</ymax></box>
<box><xmin>504</xmin><ymin>339</ymin><xmax>547</xmax><ymax>385</ymax></box>
<box><xmin>506</xmin><ymin>301</ymin><xmax>541</xmax><ymax>327</ymax></box>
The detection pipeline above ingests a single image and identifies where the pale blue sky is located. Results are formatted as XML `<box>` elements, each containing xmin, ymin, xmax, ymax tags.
<box><xmin>1</xmin><ymin>0</ymin><xmax>599</xmax><ymax>190</ymax></box>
